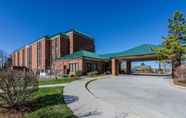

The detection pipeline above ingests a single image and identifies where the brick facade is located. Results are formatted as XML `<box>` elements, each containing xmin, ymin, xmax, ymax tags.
<box><xmin>19</xmin><ymin>48</ymin><xmax>25</xmax><ymax>67</ymax></box>
<box><xmin>53</xmin><ymin>58</ymin><xmax>83</xmax><ymax>75</ymax></box>
<box><xmin>11</xmin><ymin>29</ymin><xmax>95</xmax><ymax>74</ymax></box>
<box><xmin>51</xmin><ymin>34</ymin><xmax>69</xmax><ymax>63</ymax></box>
<box><xmin>67</xmin><ymin>31</ymin><xmax>95</xmax><ymax>54</ymax></box>
<box><xmin>15</xmin><ymin>51</ymin><xmax>19</xmax><ymax>66</ymax></box>
<box><xmin>24</xmin><ymin>46</ymin><xmax>29</xmax><ymax>68</ymax></box>
<box><xmin>53</xmin><ymin>57</ymin><xmax>107</xmax><ymax>75</ymax></box>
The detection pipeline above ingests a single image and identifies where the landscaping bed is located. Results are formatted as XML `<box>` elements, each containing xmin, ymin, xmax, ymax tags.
<box><xmin>0</xmin><ymin>87</ymin><xmax>76</xmax><ymax>118</ymax></box>
<box><xmin>173</xmin><ymin>79</ymin><xmax>186</xmax><ymax>87</ymax></box>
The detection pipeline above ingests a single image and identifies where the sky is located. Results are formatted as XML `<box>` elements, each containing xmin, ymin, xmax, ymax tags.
<box><xmin>0</xmin><ymin>0</ymin><xmax>186</xmax><ymax>55</ymax></box>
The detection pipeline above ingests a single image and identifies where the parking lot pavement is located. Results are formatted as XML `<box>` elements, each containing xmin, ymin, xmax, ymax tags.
<box><xmin>88</xmin><ymin>75</ymin><xmax>186</xmax><ymax>118</ymax></box>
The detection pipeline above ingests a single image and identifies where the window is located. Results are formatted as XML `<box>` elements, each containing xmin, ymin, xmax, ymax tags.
<box><xmin>69</xmin><ymin>63</ymin><xmax>79</xmax><ymax>72</ymax></box>
<box><xmin>86</xmin><ymin>63</ymin><xmax>97</xmax><ymax>72</ymax></box>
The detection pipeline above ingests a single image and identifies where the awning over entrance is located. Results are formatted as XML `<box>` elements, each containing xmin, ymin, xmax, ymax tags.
<box><xmin>107</xmin><ymin>44</ymin><xmax>161</xmax><ymax>75</ymax></box>
<box><xmin>101</xmin><ymin>44</ymin><xmax>160</xmax><ymax>59</ymax></box>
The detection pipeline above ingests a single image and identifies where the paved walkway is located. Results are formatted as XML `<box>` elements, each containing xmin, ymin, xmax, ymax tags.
<box><xmin>39</xmin><ymin>83</ymin><xmax>67</xmax><ymax>88</ymax></box>
<box><xmin>64</xmin><ymin>75</ymin><xmax>186</xmax><ymax>118</ymax></box>
<box><xmin>64</xmin><ymin>76</ymin><xmax>123</xmax><ymax>118</ymax></box>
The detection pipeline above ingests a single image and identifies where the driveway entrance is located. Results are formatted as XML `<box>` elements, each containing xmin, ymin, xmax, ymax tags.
<box><xmin>88</xmin><ymin>75</ymin><xmax>186</xmax><ymax>118</ymax></box>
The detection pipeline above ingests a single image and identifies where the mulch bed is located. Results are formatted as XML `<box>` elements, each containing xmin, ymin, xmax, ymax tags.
<box><xmin>0</xmin><ymin>101</ymin><xmax>36</xmax><ymax>118</ymax></box>
<box><xmin>0</xmin><ymin>108</ymin><xmax>24</xmax><ymax>118</ymax></box>
<box><xmin>173</xmin><ymin>79</ymin><xmax>186</xmax><ymax>87</ymax></box>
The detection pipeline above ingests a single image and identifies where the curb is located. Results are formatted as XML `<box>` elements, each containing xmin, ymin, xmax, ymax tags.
<box><xmin>84</xmin><ymin>76</ymin><xmax>107</xmax><ymax>97</ymax></box>
<box><xmin>85</xmin><ymin>79</ymin><xmax>98</xmax><ymax>97</ymax></box>
<box><xmin>169</xmin><ymin>79</ymin><xmax>186</xmax><ymax>90</ymax></box>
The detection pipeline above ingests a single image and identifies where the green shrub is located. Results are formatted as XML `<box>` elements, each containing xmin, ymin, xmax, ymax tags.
<box><xmin>63</xmin><ymin>74</ymin><xmax>68</xmax><ymax>78</ymax></box>
<box><xmin>75</xmin><ymin>70</ymin><xmax>82</xmax><ymax>77</ymax></box>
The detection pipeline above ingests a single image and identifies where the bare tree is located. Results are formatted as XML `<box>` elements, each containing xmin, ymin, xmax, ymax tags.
<box><xmin>0</xmin><ymin>70</ymin><xmax>39</xmax><ymax>111</ymax></box>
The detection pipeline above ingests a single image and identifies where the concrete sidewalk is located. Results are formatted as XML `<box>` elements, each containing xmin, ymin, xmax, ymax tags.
<box><xmin>63</xmin><ymin>76</ymin><xmax>127</xmax><ymax>118</ymax></box>
<box><xmin>39</xmin><ymin>83</ymin><xmax>67</xmax><ymax>88</ymax></box>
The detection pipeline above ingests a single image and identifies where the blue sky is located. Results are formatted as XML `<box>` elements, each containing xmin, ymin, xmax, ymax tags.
<box><xmin>0</xmin><ymin>0</ymin><xmax>186</xmax><ymax>54</ymax></box>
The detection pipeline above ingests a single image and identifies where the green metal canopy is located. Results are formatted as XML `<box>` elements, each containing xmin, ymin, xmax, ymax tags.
<box><xmin>57</xmin><ymin>44</ymin><xmax>161</xmax><ymax>61</ymax></box>
<box><xmin>57</xmin><ymin>50</ymin><xmax>106</xmax><ymax>60</ymax></box>
<box><xmin>101</xmin><ymin>44</ymin><xmax>161</xmax><ymax>59</ymax></box>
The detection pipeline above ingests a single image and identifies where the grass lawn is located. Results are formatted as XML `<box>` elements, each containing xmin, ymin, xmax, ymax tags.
<box><xmin>173</xmin><ymin>79</ymin><xmax>186</xmax><ymax>87</ymax></box>
<box><xmin>39</xmin><ymin>77</ymin><xmax>74</xmax><ymax>85</ymax></box>
<box><xmin>24</xmin><ymin>87</ymin><xmax>76</xmax><ymax>118</ymax></box>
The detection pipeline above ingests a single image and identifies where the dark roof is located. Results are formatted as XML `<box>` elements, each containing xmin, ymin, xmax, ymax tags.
<box><xmin>57</xmin><ymin>50</ymin><xmax>106</xmax><ymax>60</ymax></box>
<box><xmin>49</xmin><ymin>32</ymin><xmax>68</xmax><ymax>39</ymax></box>
<box><xmin>65</xmin><ymin>29</ymin><xmax>94</xmax><ymax>40</ymax></box>
<box><xmin>101</xmin><ymin>44</ymin><xmax>161</xmax><ymax>58</ymax></box>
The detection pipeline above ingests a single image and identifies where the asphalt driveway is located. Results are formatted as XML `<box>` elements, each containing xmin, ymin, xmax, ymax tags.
<box><xmin>88</xmin><ymin>75</ymin><xmax>186</xmax><ymax>118</ymax></box>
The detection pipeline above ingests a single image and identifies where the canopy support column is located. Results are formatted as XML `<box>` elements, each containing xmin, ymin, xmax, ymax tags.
<box><xmin>126</xmin><ymin>60</ymin><xmax>131</xmax><ymax>74</ymax></box>
<box><xmin>112</xmin><ymin>58</ymin><xmax>119</xmax><ymax>75</ymax></box>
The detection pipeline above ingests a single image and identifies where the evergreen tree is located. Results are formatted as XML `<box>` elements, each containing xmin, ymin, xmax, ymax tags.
<box><xmin>168</xmin><ymin>11</ymin><xmax>186</xmax><ymax>40</ymax></box>
<box><xmin>155</xmin><ymin>11</ymin><xmax>186</xmax><ymax>77</ymax></box>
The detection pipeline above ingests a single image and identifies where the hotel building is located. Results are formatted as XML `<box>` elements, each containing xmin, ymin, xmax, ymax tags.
<box><xmin>12</xmin><ymin>29</ymin><xmax>184</xmax><ymax>76</ymax></box>
<box><xmin>11</xmin><ymin>29</ymin><xmax>97</xmax><ymax>74</ymax></box>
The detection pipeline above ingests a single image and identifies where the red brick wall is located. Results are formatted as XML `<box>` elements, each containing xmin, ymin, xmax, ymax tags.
<box><xmin>53</xmin><ymin>58</ymin><xmax>83</xmax><ymax>74</ymax></box>
<box><xmin>12</xmin><ymin>47</ymin><xmax>28</xmax><ymax>67</ymax></box>
<box><xmin>11</xmin><ymin>38</ymin><xmax>51</xmax><ymax>72</ymax></box>
<box><xmin>77</xmin><ymin>35</ymin><xmax>95</xmax><ymax>52</ymax></box>
<box><xmin>51</xmin><ymin>36</ymin><xmax>61</xmax><ymax>62</ymax></box>
<box><xmin>24</xmin><ymin>47</ymin><xmax>28</xmax><ymax>68</ymax></box>
<box><xmin>28</xmin><ymin>46</ymin><xmax>32</xmax><ymax>68</ymax></box>
<box><xmin>15</xmin><ymin>51</ymin><xmax>19</xmax><ymax>66</ymax></box>
<box><xmin>31</xmin><ymin>43</ymin><xmax>37</xmax><ymax>71</ymax></box>
<box><xmin>45</xmin><ymin>39</ymin><xmax>51</xmax><ymax>70</ymax></box>
<box><xmin>31</xmin><ymin>38</ymin><xmax>51</xmax><ymax>71</ymax></box>
<box><xmin>51</xmin><ymin>35</ymin><xmax>69</xmax><ymax>62</ymax></box>
<box><xmin>11</xmin><ymin>30</ymin><xmax>96</xmax><ymax>73</ymax></box>
<box><xmin>19</xmin><ymin>48</ymin><xmax>25</xmax><ymax>67</ymax></box>
<box><xmin>60</xmin><ymin>36</ymin><xmax>69</xmax><ymax>57</ymax></box>
<box><xmin>68</xmin><ymin>32</ymin><xmax>74</xmax><ymax>54</ymax></box>
<box><xmin>19</xmin><ymin>49</ymin><xmax>22</xmax><ymax>66</ymax></box>
<box><xmin>40</xmin><ymin>39</ymin><xmax>51</xmax><ymax>70</ymax></box>
<box><xmin>68</xmin><ymin>31</ymin><xmax>95</xmax><ymax>54</ymax></box>
<box><xmin>53</xmin><ymin>58</ymin><xmax>107</xmax><ymax>75</ymax></box>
